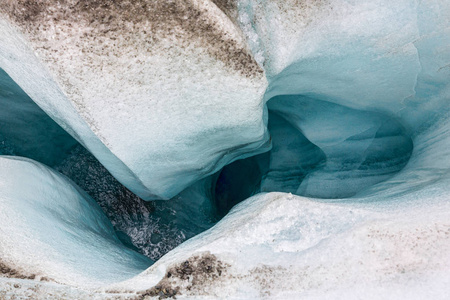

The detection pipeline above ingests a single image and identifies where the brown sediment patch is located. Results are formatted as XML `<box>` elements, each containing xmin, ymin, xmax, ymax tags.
<box><xmin>211</xmin><ymin>0</ymin><xmax>238</xmax><ymax>20</ymax></box>
<box><xmin>0</xmin><ymin>259</ymin><xmax>58</xmax><ymax>283</ymax></box>
<box><xmin>136</xmin><ymin>252</ymin><xmax>229</xmax><ymax>299</ymax></box>
<box><xmin>0</xmin><ymin>260</ymin><xmax>36</xmax><ymax>280</ymax></box>
<box><xmin>0</xmin><ymin>0</ymin><xmax>262</xmax><ymax>78</ymax></box>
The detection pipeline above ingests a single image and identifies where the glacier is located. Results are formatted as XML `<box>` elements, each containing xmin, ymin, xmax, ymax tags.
<box><xmin>0</xmin><ymin>0</ymin><xmax>450</xmax><ymax>299</ymax></box>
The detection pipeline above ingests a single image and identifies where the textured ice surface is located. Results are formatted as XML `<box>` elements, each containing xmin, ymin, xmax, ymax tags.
<box><xmin>107</xmin><ymin>0</ymin><xmax>450</xmax><ymax>298</ymax></box>
<box><xmin>0</xmin><ymin>156</ymin><xmax>151</xmax><ymax>288</ymax></box>
<box><xmin>0</xmin><ymin>0</ymin><xmax>450</xmax><ymax>299</ymax></box>
<box><xmin>0</xmin><ymin>1</ymin><xmax>269</xmax><ymax>200</ymax></box>
<box><xmin>55</xmin><ymin>145</ymin><xmax>217</xmax><ymax>261</ymax></box>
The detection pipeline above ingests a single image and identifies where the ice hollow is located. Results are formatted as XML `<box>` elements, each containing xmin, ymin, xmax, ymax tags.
<box><xmin>267</xmin><ymin>96</ymin><xmax>413</xmax><ymax>198</ymax></box>
<box><xmin>213</xmin><ymin>98</ymin><xmax>413</xmax><ymax>209</ymax></box>
<box><xmin>207</xmin><ymin>0</ymin><xmax>449</xmax><ymax>204</ymax></box>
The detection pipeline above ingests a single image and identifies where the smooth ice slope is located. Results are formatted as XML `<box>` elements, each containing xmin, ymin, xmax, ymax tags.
<box><xmin>0</xmin><ymin>156</ymin><xmax>152</xmax><ymax>288</ymax></box>
<box><xmin>0</xmin><ymin>1</ymin><xmax>269</xmax><ymax>200</ymax></box>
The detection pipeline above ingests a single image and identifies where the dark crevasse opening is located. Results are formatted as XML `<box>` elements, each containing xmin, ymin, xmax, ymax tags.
<box><xmin>212</xmin><ymin>94</ymin><xmax>414</xmax><ymax>217</ymax></box>
<box><xmin>213</xmin><ymin>110</ymin><xmax>326</xmax><ymax>218</ymax></box>
<box><xmin>213</xmin><ymin>153</ymin><xmax>267</xmax><ymax>219</ymax></box>
<box><xmin>0</xmin><ymin>68</ymin><xmax>215</xmax><ymax>261</ymax></box>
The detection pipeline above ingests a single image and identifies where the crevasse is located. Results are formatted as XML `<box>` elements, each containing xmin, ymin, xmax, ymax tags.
<box><xmin>0</xmin><ymin>0</ymin><xmax>449</xmax><ymax>298</ymax></box>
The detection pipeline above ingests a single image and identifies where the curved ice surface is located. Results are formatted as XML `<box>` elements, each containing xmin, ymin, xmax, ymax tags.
<box><xmin>0</xmin><ymin>2</ymin><xmax>269</xmax><ymax>200</ymax></box>
<box><xmin>0</xmin><ymin>156</ymin><xmax>152</xmax><ymax>288</ymax></box>
<box><xmin>109</xmin><ymin>0</ymin><xmax>450</xmax><ymax>297</ymax></box>
<box><xmin>268</xmin><ymin>96</ymin><xmax>413</xmax><ymax>198</ymax></box>
<box><xmin>0</xmin><ymin>0</ymin><xmax>450</xmax><ymax>298</ymax></box>
<box><xmin>244</xmin><ymin>0</ymin><xmax>450</xmax><ymax>130</ymax></box>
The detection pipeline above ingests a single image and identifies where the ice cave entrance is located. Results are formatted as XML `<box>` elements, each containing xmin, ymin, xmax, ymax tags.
<box><xmin>214</xmin><ymin>94</ymin><xmax>414</xmax><ymax>217</ymax></box>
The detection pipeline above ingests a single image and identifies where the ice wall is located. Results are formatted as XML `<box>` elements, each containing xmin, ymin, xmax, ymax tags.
<box><xmin>0</xmin><ymin>69</ymin><xmax>78</xmax><ymax>166</ymax></box>
<box><xmin>268</xmin><ymin>96</ymin><xmax>413</xmax><ymax>198</ymax></box>
<box><xmin>0</xmin><ymin>156</ymin><xmax>152</xmax><ymax>288</ymax></box>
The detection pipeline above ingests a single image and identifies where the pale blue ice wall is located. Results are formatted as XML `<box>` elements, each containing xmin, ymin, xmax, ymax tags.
<box><xmin>268</xmin><ymin>97</ymin><xmax>413</xmax><ymax>198</ymax></box>
<box><xmin>0</xmin><ymin>69</ymin><xmax>78</xmax><ymax>166</ymax></box>
<box><xmin>234</xmin><ymin>0</ymin><xmax>450</xmax><ymax>199</ymax></box>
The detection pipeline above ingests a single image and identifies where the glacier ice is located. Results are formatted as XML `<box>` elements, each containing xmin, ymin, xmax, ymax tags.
<box><xmin>109</xmin><ymin>0</ymin><xmax>450</xmax><ymax>298</ymax></box>
<box><xmin>0</xmin><ymin>156</ymin><xmax>152</xmax><ymax>288</ymax></box>
<box><xmin>0</xmin><ymin>0</ymin><xmax>450</xmax><ymax>299</ymax></box>
<box><xmin>0</xmin><ymin>69</ymin><xmax>78</xmax><ymax>166</ymax></box>
<box><xmin>0</xmin><ymin>1</ymin><xmax>269</xmax><ymax>200</ymax></box>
